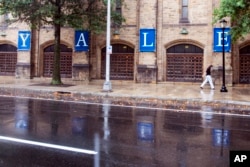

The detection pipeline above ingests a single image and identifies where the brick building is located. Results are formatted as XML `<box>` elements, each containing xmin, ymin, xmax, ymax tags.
<box><xmin>0</xmin><ymin>0</ymin><xmax>250</xmax><ymax>86</ymax></box>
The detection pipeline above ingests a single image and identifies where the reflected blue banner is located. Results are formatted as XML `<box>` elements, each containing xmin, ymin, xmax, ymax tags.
<box><xmin>137</xmin><ymin>122</ymin><xmax>154</xmax><ymax>142</ymax></box>
<box><xmin>212</xmin><ymin>129</ymin><xmax>230</xmax><ymax>147</ymax></box>
<box><xmin>72</xmin><ymin>117</ymin><xmax>85</xmax><ymax>135</ymax></box>
<box><xmin>15</xmin><ymin>111</ymin><xmax>29</xmax><ymax>129</ymax></box>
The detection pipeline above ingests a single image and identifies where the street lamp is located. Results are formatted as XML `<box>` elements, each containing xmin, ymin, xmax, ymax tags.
<box><xmin>220</xmin><ymin>19</ymin><xmax>228</xmax><ymax>92</ymax></box>
<box><xmin>103</xmin><ymin>0</ymin><xmax>112</xmax><ymax>91</ymax></box>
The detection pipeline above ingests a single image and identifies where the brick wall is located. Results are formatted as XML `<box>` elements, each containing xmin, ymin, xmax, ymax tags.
<box><xmin>0</xmin><ymin>0</ymin><xmax>247</xmax><ymax>85</ymax></box>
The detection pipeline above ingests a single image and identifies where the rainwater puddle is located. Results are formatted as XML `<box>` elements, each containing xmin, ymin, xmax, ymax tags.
<box><xmin>0</xmin><ymin>96</ymin><xmax>249</xmax><ymax>167</ymax></box>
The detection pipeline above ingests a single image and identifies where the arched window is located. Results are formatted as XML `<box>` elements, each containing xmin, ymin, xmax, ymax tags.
<box><xmin>43</xmin><ymin>44</ymin><xmax>72</xmax><ymax>78</ymax></box>
<box><xmin>0</xmin><ymin>44</ymin><xmax>17</xmax><ymax>76</ymax></box>
<box><xmin>101</xmin><ymin>44</ymin><xmax>134</xmax><ymax>80</ymax></box>
<box><xmin>239</xmin><ymin>45</ymin><xmax>250</xmax><ymax>83</ymax></box>
<box><xmin>166</xmin><ymin>44</ymin><xmax>203</xmax><ymax>82</ymax></box>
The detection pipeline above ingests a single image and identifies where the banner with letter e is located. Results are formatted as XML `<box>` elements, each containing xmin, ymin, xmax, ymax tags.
<box><xmin>213</xmin><ymin>28</ymin><xmax>231</xmax><ymax>52</ymax></box>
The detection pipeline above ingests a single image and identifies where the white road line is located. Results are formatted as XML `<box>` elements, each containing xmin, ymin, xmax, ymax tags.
<box><xmin>0</xmin><ymin>135</ymin><xmax>97</xmax><ymax>155</ymax></box>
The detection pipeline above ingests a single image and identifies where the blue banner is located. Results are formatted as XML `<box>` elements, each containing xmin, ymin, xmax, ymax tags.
<box><xmin>18</xmin><ymin>31</ymin><xmax>31</xmax><ymax>51</ymax></box>
<box><xmin>75</xmin><ymin>30</ymin><xmax>89</xmax><ymax>51</ymax></box>
<box><xmin>139</xmin><ymin>29</ymin><xmax>156</xmax><ymax>52</ymax></box>
<box><xmin>213</xmin><ymin>28</ymin><xmax>231</xmax><ymax>52</ymax></box>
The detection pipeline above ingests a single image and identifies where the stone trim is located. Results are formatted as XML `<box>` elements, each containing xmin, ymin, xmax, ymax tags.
<box><xmin>72</xmin><ymin>64</ymin><xmax>90</xmax><ymax>68</ymax></box>
<box><xmin>72</xmin><ymin>63</ymin><xmax>90</xmax><ymax>81</ymax></box>
<box><xmin>15</xmin><ymin>62</ymin><xmax>31</xmax><ymax>79</ymax></box>
<box><xmin>137</xmin><ymin>65</ymin><xmax>158</xmax><ymax>83</ymax></box>
<box><xmin>163</xmin><ymin>23</ymin><xmax>208</xmax><ymax>28</ymax></box>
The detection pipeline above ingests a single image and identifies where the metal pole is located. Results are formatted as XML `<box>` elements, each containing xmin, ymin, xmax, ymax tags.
<box><xmin>103</xmin><ymin>0</ymin><xmax>112</xmax><ymax>91</ymax></box>
<box><xmin>220</xmin><ymin>26</ymin><xmax>228</xmax><ymax>92</ymax></box>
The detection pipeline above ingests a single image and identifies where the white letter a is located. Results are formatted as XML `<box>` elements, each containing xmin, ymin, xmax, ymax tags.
<box><xmin>234</xmin><ymin>155</ymin><xmax>241</xmax><ymax>162</ymax></box>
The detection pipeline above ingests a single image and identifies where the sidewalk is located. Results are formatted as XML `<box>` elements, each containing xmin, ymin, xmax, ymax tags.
<box><xmin>0</xmin><ymin>77</ymin><xmax>249</xmax><ymax>114</ymax></box>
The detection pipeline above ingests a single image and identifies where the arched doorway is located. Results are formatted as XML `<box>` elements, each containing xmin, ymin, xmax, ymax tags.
<box><xmin>166</xmin><ymin>44</ymin><xmax>203</xmax><ymax>82</ymax></box>
<box><xmin>0</xmin><ymin>44</ymin><xmax>17</xmax><ymax>76</ymax></box>
<box><xmin>239</xmin><ymin>45</ymin><xmax>250</xmax><ymax>83</ymax></box>
<box><xmin>101</xmin><ymin>44</ymin><xmax>134</xmax><ymax>80</ymax></box>
<box><xmin>43</xmin><ymin>44</ymin><xmax>72</xmax><ymax>78</ymax></box>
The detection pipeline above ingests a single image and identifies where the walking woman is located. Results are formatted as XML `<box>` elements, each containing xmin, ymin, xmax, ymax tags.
<box><xmin>200</xmin><ymin>65</ymin><xmax>215</xmax><ymax>89</ymax></box>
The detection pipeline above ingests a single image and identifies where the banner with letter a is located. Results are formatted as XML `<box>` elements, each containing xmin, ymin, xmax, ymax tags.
<box><xmin>75</xmin><ymin>30</ymin><xmax>89</xmax><ymax>51</ymax></box>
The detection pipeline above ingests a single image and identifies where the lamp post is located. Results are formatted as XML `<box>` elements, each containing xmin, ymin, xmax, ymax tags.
<box><xmin>220</xmin><ymin>19</ymin><xmax>228</xmax><ymax>92</ymax></box>
<box><xmin>103</xmin><ymin>0</ymin><xmax>112</xmax><ymax>91</ymax></box>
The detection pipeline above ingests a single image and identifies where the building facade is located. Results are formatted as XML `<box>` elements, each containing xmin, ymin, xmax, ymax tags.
<box><xmin>0</xmin><ymin>0</ymin><xmax>250</xmax><ymax>86</ymax></box>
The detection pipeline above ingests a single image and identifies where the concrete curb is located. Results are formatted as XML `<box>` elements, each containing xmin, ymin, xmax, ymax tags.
<box><xmin>1</xmin><ymin>87</ymin><xmax>250</xmax><ymax>116</ymax></box>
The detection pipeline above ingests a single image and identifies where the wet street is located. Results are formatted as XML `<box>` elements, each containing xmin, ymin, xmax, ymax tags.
<box><xmin>0</xmin><ymin>96</ymin><xmax>250</xmax><ymax>167</ymax></box>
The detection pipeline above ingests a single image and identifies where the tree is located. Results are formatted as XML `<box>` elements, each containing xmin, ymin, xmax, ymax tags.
<box><xmin>0</xmin><ymin>0</ymin><xmax>124</xmax><ymax>85</ymax></box>
<box><xmin>213</xmin><ymin>0</ymin><xmax>250</xmax><ymax>41</ymax></box>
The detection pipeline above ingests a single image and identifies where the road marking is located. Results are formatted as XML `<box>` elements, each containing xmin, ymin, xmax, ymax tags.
<box><xmin>0</xmin><ymin>135</ymin><xmax>97</xmax><ymax>155</ymax></box>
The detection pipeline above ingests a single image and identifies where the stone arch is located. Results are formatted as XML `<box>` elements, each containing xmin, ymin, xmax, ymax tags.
<box><xmin>99</xmin><ymin>39</ymin><xmax>135</xmax><ymax>50</ymax></box>
<box><xmin>165</xmin><ymin>39</ymin><xmax>205</xmax><ymax>50</ymax></box>
<box><xmin>0</xmin><ymin>40</ymin><xmax>17</xmax><ymax>47</ymax></box>
<box><xmin>238</xmin><ymin>40</ymin><xmax>250</xmax><ymax>50</ymax></box>
<box><xmin>40</xmin><ymin>40</ymin><xmax>72</xmax><ymax>51</ymax></box>
<box><xmin>111</xmin><ymin>39</ymin><xmax>135</xmax><ymax>49</ymax></box>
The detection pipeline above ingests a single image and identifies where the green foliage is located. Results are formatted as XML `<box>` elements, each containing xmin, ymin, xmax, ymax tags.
<box><xmin>0</xmin><ymin>0</ymin><xmax>125</xmax><ymax>85</ymax></box>
<box><xmin>0</xmin><ymin>0</ymin><xmax>125</xmax><ymax>33</ymax></box>
<box><xmin>213</xmin><ymin>0</ymin><xmax>250</xmax><ymax>41</ymax></box>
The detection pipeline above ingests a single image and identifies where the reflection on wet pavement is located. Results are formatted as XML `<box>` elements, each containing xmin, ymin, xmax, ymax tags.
<box><xmin>0</xmin><ymin>96</ymin><xmax>250</xmax><ymax>167</ymax></box>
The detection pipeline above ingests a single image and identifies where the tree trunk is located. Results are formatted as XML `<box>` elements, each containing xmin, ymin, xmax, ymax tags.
<box><xmin>51</xmin><ymin>0</ymin><xmax>62</xmax><ymax>85</ymax></box>
<box><xmin>51</xmin><ymin>23</ymin><xmax>62</xmax><ymax>85</ymax></box>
